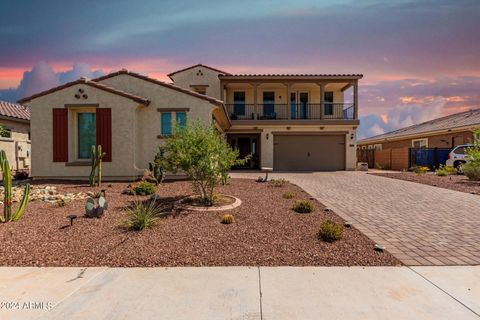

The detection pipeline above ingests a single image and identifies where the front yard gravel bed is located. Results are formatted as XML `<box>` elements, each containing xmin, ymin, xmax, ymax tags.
<box><xmin>370</xmin><ymin>172</ymin><xmax>480</xmax><ymax>195</ymax></box>
<box><xmin>0</xmin><ymin>179</ymin><xmax>400</xmax><ymax>267</ymax></box>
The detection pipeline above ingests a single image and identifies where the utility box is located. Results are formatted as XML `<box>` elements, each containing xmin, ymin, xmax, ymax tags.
<box><xmin>357</xmin><ymin>162</ymin><xmax>369</xmax><ymax>171</ymax></box>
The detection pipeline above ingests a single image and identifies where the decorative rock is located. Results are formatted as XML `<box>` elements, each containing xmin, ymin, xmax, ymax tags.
<box><xmin>374</xmin><ymin>244</ymin><xmax>386</xmax><ymax>252</ymax></box>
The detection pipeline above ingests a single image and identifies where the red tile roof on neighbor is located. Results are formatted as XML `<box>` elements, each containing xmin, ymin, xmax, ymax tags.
<box><xmin>0</xmin><ymin>100</ymin><xmax>30</xmax><ymax>121</ymax></box>
<box><xmin>167</xmin><ymin>64</ymin><xmax>231</xmax><ymax>78</ymax></box>
<box><xmin>17</xmin><ymin>78</ymin><xmax>151</xmax><ymax>105</ymax></box>
<box><xmin>93</xmin><ymin>69</ymin><xmax>224</xmax><ymax>106</ymax></box>
<box><xmin>359</xmin><ymin>108</ymin><xmax>480</xmax><ymax>144</ymax></box>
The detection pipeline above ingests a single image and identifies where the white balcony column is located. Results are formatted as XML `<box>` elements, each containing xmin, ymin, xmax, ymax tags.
<box><xmin>220</xmin><ymin>84</ymin><xmax>226</xmax><ymax>101</ymax></box>
<box><xmin>353</xmin><ymin>81</ymin><xmax>358</xmax><ymax>119</ymax></box>
<box><xmin>318</xmin><ymin>83</ymin><xmax>325</xmax><ymax>120</ymax></box>
<box><xmin>285</xmin><ymin>82</ymin><xmax>292</xmax><ymax>120</ymax></box>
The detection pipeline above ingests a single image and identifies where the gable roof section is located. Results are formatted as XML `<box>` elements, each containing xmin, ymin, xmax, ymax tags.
<box><xmin>219</xmin><ymin>73</ymin><xmax>363</xmax><ymax>79</ymax></box>
<box><xmin>17</xmin><ymin>78</ymin><xmax>150</xmax><ymax>105</ymax></box>
<box><xmin>359</xmin><ymin>108</ymin><xmax>480</xmax><ymax>144</ymax></box>
<box><xmin>167</xmin><ymin>64</ymin><xmax>231</xmax><ymax>79</ymax></box>
<box><xmin>0</xmin><ymin>100</ymin><xmax>30</xmax><ymax>121</ymax></box>
<box><xmin>93</xmin><ymin>69</ymin><xmax>224</xmax><ymax>106</ymax></box>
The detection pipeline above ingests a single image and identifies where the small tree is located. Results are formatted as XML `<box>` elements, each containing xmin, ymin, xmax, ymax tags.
<box><xmin>163</xmin><ymin>122</ymin><xmax>248</xmax><ymax>205</ymax></box>
<box><xmin>464</xmin><ymin>129</ymin><xmax>480</xmax><ymax>181</ymax></box>
<box><xmin>0</xmin><ymin>126</ymin><xmax>10</xmax><ymax>138</ymax></box>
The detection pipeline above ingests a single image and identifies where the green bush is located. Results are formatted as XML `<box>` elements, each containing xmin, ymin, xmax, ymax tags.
<box><xmin>293</xmin><ymin>200</ymin><xmax>314</xmax><ymax>213</ymax></box>
<box><xmin>282</xmin><ymin>192</ymin><xmax>295</xmax><ymax>199</ymax></box>
<box><xmin>318</xmin><ymin>220</ymin><xmax>343</xmax><ymax>242</ymax></box>
<box><xmin>269</xmin><ymin>178</ymin><xmax>288</xmax><ymax>187</ymax></box>
<box><xmin>123</xmin><ymin>200</ymin><xmax>160</xmax><ymax>231</ymax></box>
<box><xmin>464</xmin><ymin>129</ymin><xmax>480</xmax><ymax>181</ymax></box>
<box><xmin>133</xmin><ymin>181</ymin><xmax>156</xmax><ymax>196</ymax></box>
<box><xmin>409</xmin><ymin>165</ymin><xmax>429</xmax><ymax>174</ymax></box>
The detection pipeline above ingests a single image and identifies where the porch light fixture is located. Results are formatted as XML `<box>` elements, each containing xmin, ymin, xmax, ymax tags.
<box><xmin>266</xmin><ymin>133</ymin><xmax>269</xmax><ymax>140</ymax></box>
<box><xmin>350</xmin><ymin>133</ymin><xmax>355</xmax><ymax>140</ymax></box>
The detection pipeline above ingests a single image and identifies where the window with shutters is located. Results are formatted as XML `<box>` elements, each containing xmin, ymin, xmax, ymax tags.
<box><xmin>176</xmin><ymin>112</ymin><xmax>187</xmax><ymax>130</ymax></box>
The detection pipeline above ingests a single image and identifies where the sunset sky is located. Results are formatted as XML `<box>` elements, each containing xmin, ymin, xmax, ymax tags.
<box><xmin>1</xmin><ymin>0</ymin><xmax>479</xmax><ymax>138</ymax></box>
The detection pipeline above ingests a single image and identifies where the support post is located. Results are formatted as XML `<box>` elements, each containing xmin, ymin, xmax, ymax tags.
<box><xmin>318</xmin><ymin>83</ymin><xmax>325</xmax><ymax>120</ymax></box>
<box><xmin>252</xmin><ymin>83</ymin><xmax>258</xmax><ymax>120</ymax></box>
<box><xmin>354</xmin><ymin>81</ymin><xmax>358</xmax><ymax>120</ymax></box>
<box><xmin>285</xmin><ymin>83</ymin><xmax>291</xmax><ymax>120</ymax></box>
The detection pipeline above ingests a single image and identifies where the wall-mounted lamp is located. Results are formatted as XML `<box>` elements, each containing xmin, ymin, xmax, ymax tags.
<box><xmin>266</xmin><ymin>133</ymin><xmax>270</xmax><ymax>140</ymax></box>
<box><xmin>350</xmin><ymin>133</ymin><xmax>355</xmax><ymax>140</ymax></box>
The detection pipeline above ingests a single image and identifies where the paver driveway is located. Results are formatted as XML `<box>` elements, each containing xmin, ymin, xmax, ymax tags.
<box><xmin>231</xmin><ymin>171</ymin><xmax>480</xmax><ymax>266</ymax></box>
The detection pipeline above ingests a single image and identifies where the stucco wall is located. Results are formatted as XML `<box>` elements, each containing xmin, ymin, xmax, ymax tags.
<box><xmin>97</xmin><ymin>74</ymin><xmax>219</xmax><ymax>173</ymax></box>
<box><xmin>26</xmin><ymin>83</ymin><xmax>140</xmax><ymax>180</ymax></box>
<box><xmin>169</xmin><ymin>66</ymin><xmax>223</xmax><ymax>99</ymax></box>
<box><xmin>230</xmin><ymin>124</ymin><xmax>357</xmax><ymax>170</ymax></box>
<box><xmin>0</xmin><ymin>118</ymin><xmax>30</xmax><ymax>171</ymax></box>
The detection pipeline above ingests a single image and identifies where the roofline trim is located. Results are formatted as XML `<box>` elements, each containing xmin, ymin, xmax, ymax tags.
<box><xmin>167</xmin><ymin>64</ymin><xmax>231</xmax><ymax>78</ymax></box>
<box><xmin>92</xmin><ymin>69</ymin><xmax>225</xmax><ymax>107</ymax></box>
<box><xmin>17</xmin><ymin>78</ymin><xmax>150</xmax><ymax>105</ymax></box>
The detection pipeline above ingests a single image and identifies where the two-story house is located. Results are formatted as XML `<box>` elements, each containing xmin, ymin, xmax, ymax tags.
<box><xmin>19</xmin><ymin>64</ymin><xmax>361</xmax><ymax>180</ymax></box>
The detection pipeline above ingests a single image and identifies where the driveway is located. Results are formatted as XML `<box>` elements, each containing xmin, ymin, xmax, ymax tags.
<box><xmin>231</xmin><ymin>171</ymin><xmax>480</xmax><ymax>266</ymax></box>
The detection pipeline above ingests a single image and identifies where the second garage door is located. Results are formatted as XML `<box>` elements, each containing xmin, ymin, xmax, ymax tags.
<box><xmin>273</xmin><ymin>134</ymin><xmax>345</xmax><ymax>171</ymax></box>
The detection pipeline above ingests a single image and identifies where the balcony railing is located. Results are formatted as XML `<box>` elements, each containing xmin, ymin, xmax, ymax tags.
<box><xmin>225</xmin><ymin>103</ymin><xmax>355</xmax><ymax>120</ymax></box>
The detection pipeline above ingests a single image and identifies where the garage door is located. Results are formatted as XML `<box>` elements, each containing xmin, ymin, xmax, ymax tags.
<box><xmin>273</xmin><ymin>134</ymin><xmax>345</xmax><ymax>171</ymax></box>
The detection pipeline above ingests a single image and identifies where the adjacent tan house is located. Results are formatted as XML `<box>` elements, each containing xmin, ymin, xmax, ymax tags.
<box><xmin>19</xmin><ymin>64</ymin><xmax>362</xmax><ymax>180</ymax></box>
<box><xmin>0</xmin><ymin>100</ymin><xmax>30</xmax><ymax>172</ymax></box>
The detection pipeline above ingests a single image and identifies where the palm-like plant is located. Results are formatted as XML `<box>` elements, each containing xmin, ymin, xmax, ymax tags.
<box><xmin>123</xmin><ymin>200</ymin><xmax>161</xmax><ymax>230</ymax></box>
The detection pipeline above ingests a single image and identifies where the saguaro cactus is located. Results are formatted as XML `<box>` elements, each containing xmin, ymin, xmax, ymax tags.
<box><xmin>89</xmin><ymin>145</ymin><xmax>106</xmax><ymax>187</ymax></box>
<box><xmin>0</xmin><ymin>150</ymin><xmax>30</xmax><ymax>222</ymax></box>
<box><xmin>148</xmin><ymin>147</ymin><xmax>166</xmax><ymax>185</ymax></box>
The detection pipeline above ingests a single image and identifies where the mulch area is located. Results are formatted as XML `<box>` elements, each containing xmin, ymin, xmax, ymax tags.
<box><xmin>0</xmin><ymin>179</ymin><xmax>400</xmax><ymax>267</ymax></box>
<box><xmin>370</xmin><ymin>172</ymin><xmax>480</xmax><ymax>195</ymax></box>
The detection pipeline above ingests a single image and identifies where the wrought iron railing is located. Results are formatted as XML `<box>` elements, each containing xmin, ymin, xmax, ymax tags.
<box><xmin>225</xmin><ymin>103</ymin><xmax>355</xmax><ymax>120</ymax></box>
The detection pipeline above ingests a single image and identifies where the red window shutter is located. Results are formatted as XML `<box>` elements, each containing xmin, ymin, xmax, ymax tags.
<box><xmin>52</xmin><ymin>108</ymin><xmax>68</xmax><ymax>162</ymax></box>
<box><xmin>96</xmin><ymin>108</ymin><xmax>112</xmax><ymax>162</ymax></box>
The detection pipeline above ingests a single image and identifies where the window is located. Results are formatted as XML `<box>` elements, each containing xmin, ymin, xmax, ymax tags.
<box><xmin>373</xmin><ymin>144</ymin><xmax>382</xmax><ymax>151</ymax></box>
<box><xmin>161</xmin><ymin>113</ymin><xmax>172</xmax><ymax>136</ymax></box>
<box><xmin>453</xmin><ymin>146</ymin><xmax>466</xmax><ymax>155</ymax></box>
<box><xmin>324</xmin><ymin>91</ymin><xmax>334</xmax><ymax>115</ymax></box>
<box><xmin>77</xmin><ymin>112</ymin><xmax>96</xmax><ymax>159</ymax></box>
<box><xmin>176</xmin><ymin>112</ymin><xmax>187</xmax><ymax>130</ymax></box>
<box><xmin>0</xmin><ymin>126</ymin><xmax>12</xmax><ymax>138</ymax></box>
<box><xmin>233</xmin><ymin>91</ymin><xmax>246</xmax><ymax>116</ymax></box>
<box><xmin>412</xmin><ymin>138</ymin><xmax>428</xmax><ymax>148</ymax></box>
<box><xmin>195</xmin><ymin>88</ymin><xmax>206</xmax><ymax>95</ymax></box>
<box><xmin>263</xmin><ymin>91</ymin><xmax>275</xmax><ymax>117</ymax></box>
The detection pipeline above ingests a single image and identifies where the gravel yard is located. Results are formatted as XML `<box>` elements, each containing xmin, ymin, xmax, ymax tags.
<box><xmin>370</xmin><ymin>171</ymin><xmax>480</xmax><ymax>195</ymax></box>
<box><xmin>0</xmin><ymin>178</ymin><xmax>400</xmax><ymax>267</ymax></box>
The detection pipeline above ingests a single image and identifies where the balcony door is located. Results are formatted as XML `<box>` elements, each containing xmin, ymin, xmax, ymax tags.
<box><xmin>299</xmin><ymin>92</ymin><xmax>309</xmax><ymax>119</ymax></box>
<box><xmin>263</xmin><ymin>91</ymin><xmax>275</xmax><ymax>118</ymax></box>
<box><xmin>290</xmin><ymin>92</ymin><xmax>297</xmax><ymax>119</ymax></box>
<box><xmin>233</xmin><ymin>91</ymin><xmax>246</xmax><ymax>118</ymax></box>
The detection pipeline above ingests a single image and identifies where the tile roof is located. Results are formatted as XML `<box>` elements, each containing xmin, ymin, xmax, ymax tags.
<box><xmin>93</xmin><ymin>69</ymin><xmax>224</xmax><ymax>106</ymax></box>
<box><xmin>167</xmin><ymin>64</ymin><xmax>231</xmax><ymax>78</ymax></box>
<box><xmin>359</xmin><ymin>108</ymin><xmax>480</xmax><ymax>144</ymax></box>
<box><xmin>17</xmin><ymin>78</ymin><xmax>150</xmax><ymax>105</ymax></box>
<box><xmin>0</xmin><ymin>100</ymin><xmax>30</xmax><ymax>121</ymax></box>
<box><xmin>219</xmin><ymin>73</ymin><xmax>363</xmax><ymax>78</ymax></box>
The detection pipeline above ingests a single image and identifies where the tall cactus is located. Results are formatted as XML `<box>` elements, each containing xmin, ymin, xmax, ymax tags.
<box><xmin>89</xmin><ymin>145</ymin><xmax>106</xmax><ymax>187</ymax></box>
<box><xmin>0</xmin><ymin>150</ymin><xmax>30</xmax><ymax>222</ymax></box>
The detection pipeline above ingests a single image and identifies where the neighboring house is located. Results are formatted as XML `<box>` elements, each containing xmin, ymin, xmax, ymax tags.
<box><xmin>0</xmin><ymin>100</ymin><xmax>30</xmax><ymax>172</ymax></box>
<box><xmin>357</xmin><ymin>108</ymin><xmax>480</xmax><ymax>169</ymax></box>
<box><xmin>18</xmin><ymin>64</ymin><xmax>362</xmax><ymax>180</ymax></box>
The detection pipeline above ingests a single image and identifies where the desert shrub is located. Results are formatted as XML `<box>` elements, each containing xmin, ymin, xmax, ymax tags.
<box><xmin>220</xmin><ymin>214</ymin><xmax>234</xmax><ymax>224</ymax></box>
<box><xmin>282</xmin><ymin>192</ymin><xmax>295</xmax><ymax>199</ymax></box>
<box><xmin>123</xmin><ymin>200</ymin><xmax>160</xmax><ymax>230</ymax></box>
<box><xmin>133</xmin><ymin>181</ymin><xmax>156</xmax><ymax>196</ymax></box>
<box><xmin>409</xmin><ymin>165</ymin><xmax>429</xmax><ymax>175</ymax></box>
<box><xmin>318</xmin><ymin>220</ymin><xmax>343</xmax><ymax>242</ymax></box>
<box><xmin>463</xmin><ymin>129</ymin><xmax>480</xmax><ymax>181</ymax></box>
<box><xmin>435</xmin><ymin>165</ymin><xmax>456</xmax><ymax>176</ymax></box>
<box><xmin>293</xmin><ymin>200</ymin><xmax>314</xmax><ymax>213</ymax></box>
<box><xmin>269</xmin><ymin>178</ymin><xmax>288</xmax><ymax>187</ymax></box>
<box><xmin>163</xmin><ymin>122</ymin><xmax>249</xmax><ymax>205</ymax></box>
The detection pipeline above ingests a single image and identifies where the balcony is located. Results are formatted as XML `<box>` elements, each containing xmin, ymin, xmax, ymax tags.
<box><xmin>225</xmin><ymin>103</ymin><xmax>355</xmax><ymax>121</ymax></box>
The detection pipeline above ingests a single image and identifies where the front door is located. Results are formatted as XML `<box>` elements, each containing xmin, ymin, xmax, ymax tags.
<box><xmin>290</xmin><ymin>92</ymin><xmax>297</xmax><ymax>119</ymax></box>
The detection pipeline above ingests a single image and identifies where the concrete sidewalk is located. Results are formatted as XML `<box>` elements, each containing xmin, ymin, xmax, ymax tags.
<box><xmin>0</xmin><ymin>266</ymin><xmax>478</xmax><ymax>320</ymax></box>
